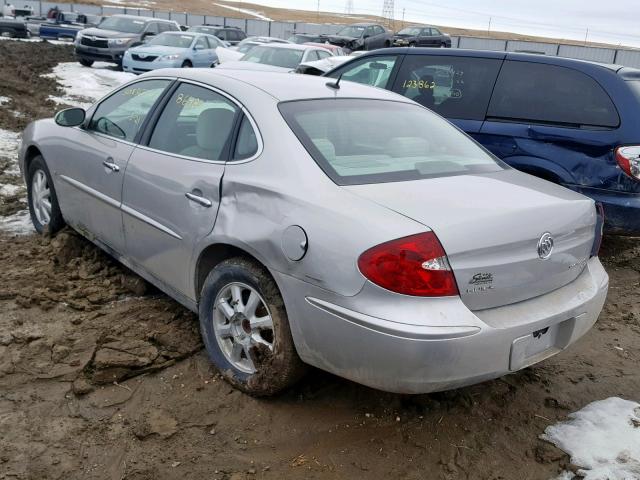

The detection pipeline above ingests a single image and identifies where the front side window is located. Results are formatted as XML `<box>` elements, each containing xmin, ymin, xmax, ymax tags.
<box><xmin>145</xmin><ymin>22</ymin><xmax>159</xmax><ymax>34</ymax></box>
<box><xmin>327</xmin><ymin>55</ymin><xmax>398</xmax><ymax>89</ymax></box>
<box><xmin>241</xmin><ymin>46</ymin><xmax>304</xmax><ymax>69</ymax></box>
<box><xmin>149</xmin><ymin>83</ymin><xmax>238</xmax><ymax>161</ymax></box>
<box><xmin>194</xmin><ymin>36</ymin><xmax>208</xmax><ymax>49</ymax></box>
<box><xmin>88</xmin><ymin>79</ymin><xmax>170</xmax><ymax>142</ymax></box>
<box><xmin>397</xmin><ymin>27</ymin><xmax>421</xmax><ymax>36</ymax></box>
<box><xmin>279</xmin><ymin>99</ymin><xmax>503</xmax><ymax>185</ymax></box>
<box><xmin>317</xmin><ymin>50</ymin><xmax>332</xmax><ymax>60</ymax></box>
<box><xmin>488</xmin><ymin>61</ymin><xmax>619</xmax><ymax>128</ymax></box>
<box><xmin>373</xmin><ymin>26</ymin><xmax>385</xmax><ymax>35</ymax></box>
<box><xmin>392</xmin><ymin>55</ymin><xmax>501</xmax><ymax>120</ymax></box>
<box><xmin>158</xmin><ymin>22</ymin><xmax>175</xmax><ymax>33</ymax></box>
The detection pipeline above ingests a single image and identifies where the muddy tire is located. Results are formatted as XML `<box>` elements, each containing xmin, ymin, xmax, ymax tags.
<box><xmin>199</xmin><ymin>257</ymin><xmax>306</xmax><ymax>396</ymax></box>
<box><xmin>78</xmin><ymin>58</ymin><xmax>94</xmax><ymax>67</ymax></box>
<box><xmin>27</xmin><ymin>155</ymin><xmax>65</xmax><ymax>235</ymax></box>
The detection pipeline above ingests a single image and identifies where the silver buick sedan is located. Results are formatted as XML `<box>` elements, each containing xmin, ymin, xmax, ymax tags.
<box><xmin>19</xmin><ymin>69</ymin><xmax>609</xmax><ymax>395</ymax></box>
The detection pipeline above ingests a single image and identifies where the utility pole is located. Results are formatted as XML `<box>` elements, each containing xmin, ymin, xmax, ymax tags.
<box><xmin>488</xmin><ymin>17</ymin><xmax>492</xmax><ymax>37</ymax></box>
<box><xmin>584</xmin><ymin>28</ymin><xmax>589</xmax><ymax>45</ymax></box>
<box><xmin>317</xmin><ymin>0</ymin><xmax>320</xmax><ymax>21</ymax></box>
<box><xmin>381</xmin><ymin>0</ymin><xmax>395</xmax><ymax>29</ymax></box>
<box><xmin>402</xmin><ymin>8</ymin><xmax>405</xmax><ymax>29</ymax></box>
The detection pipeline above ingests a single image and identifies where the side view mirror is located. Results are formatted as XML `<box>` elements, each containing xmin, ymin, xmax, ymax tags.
<box><xmin>193</xmin><ymin>44</ymin><xmax>203</xmax><ymax>50</ymax></box>
<box><xmin>54</xmin><ymin>107</ymin><xmax>85</xmax><ymax>127</ymax></box>
<box><xmin>142</xmin><ymin>31</ymin><xmax>155</xmax><ymax>39</ymax></box>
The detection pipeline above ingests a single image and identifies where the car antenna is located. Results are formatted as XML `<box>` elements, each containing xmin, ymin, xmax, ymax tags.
<box><xmin>326</xmin><ymin>73</ymin><xmax>343</xmax><ymax>90</ymax></box>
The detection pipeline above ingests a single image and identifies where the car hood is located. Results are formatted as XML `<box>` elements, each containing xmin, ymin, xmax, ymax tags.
<box><xmin>78</xmin><ymin>26</ymin><xmax>137</xmax><ymax>39</ymax></box>
<box><xmin>344</xmin><ymin>169</ymin><xmax>596</xmax><ymax>310</ymax></box>
<box><xmin>216</xmin><ymin>61</ymin><xmax>292</xmax><ymax>73</ymax></box>
<box><xmin>297</xmin><ymin>56</ymin><xmax>351</xmax><ymax>74</ymax></box>
<box><xmin>129</xmin><ymin>44</ymin><xmax>186</xmax><ymax>56</ymax></box>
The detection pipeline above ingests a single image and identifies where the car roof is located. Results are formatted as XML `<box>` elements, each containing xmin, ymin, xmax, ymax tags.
<box><xmin>249</xmin><ymin>43</ymin><xmax>317</xmax><ymax>51</ymax></box>
<box><xmin>141</xmin><ymin>68</ymin><xmax>414</xmax><ymax>103</ymax></box>
<box><xmin>112</xmin><ymin>14</ymin><xmax>174</xmax><ymax>23</ymax></box>
<box><xmin>349</xmin><ymin>23</ymin><xmax>380</xmax><ymax>27</ymax></box>
<box><xmin>352</xmin><ymin>47</ymin><xmax>628</xmax><ymax>74</ymax></box>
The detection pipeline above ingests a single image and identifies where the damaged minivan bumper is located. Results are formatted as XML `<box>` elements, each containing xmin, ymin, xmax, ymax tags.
<box><xmin>277</xmin><ymin>257</ymin><xmax>608</xmax><ymax>394</ymax></box>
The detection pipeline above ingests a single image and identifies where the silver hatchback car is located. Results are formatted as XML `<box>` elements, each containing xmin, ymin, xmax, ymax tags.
<box><xmin>19</xmin><ymin>69</ymin><xmax>609</xmax><ymax>395</ymax></box>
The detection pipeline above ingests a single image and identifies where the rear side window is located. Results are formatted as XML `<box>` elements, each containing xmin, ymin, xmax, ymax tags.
<box><xmin>233</xmin><ymin>116</ymin><xmax>259</xmax><ymax>160</ymax></box>
<box><xmin>328</xmin><ymin>55</ymin><xmax>398</xmax><ymax>89</ymax></box>
<box><xmin>488</xmin><ymin>61</ymin><xmax>619</xmax><ymax>128</ymax></box>
<box><xmin>279</xmin><ymin>99</ymin><xmax>503</xmax><ymax>185</ymax></box>
<box><xmin>392</xmin><ymin>55</ymin><xmax>501</xmax><ymax>120</ymax></box>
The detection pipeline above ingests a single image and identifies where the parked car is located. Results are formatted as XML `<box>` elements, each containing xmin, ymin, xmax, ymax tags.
<box><xmin>20</xmin><ymin>69</ymin><xmax>607</xmax><ymax>395</ymax></box>
<box><xmin>217</xmin><ymin>43</ymin><xmax>334</xmax><ymax>73</ymax></box>
<box><xmin>326</xmin><ymin>23</ymin><xmax>392</xmax><ymax>52</ymax></box>
<box><xmin>325</xmin><ymin>48</ymin><xmax>640</xmax><ymax>234</ymax></box>
<box><xmin>235</xmin><ymin>35</ymin><xmax>290</xmax><ymax>52</ymax></box>
<box><xmin>393</xmin><ymin>25</ymin><xmax>451</xmax><ymax>48</ymax></box>
<box><xmin>188</xmin><ymin>24</ymin><xmax>246</xmax><ymax>45</ymax></box>
<box><xmin>38</xmin><ymin>11</ymin><xmax>103</xmax><ymax>41</ymax></box>
<box><xmin>287</xmin><ymin>32</ymin><xmax>327</xmax><ymax>44</ymax></box>
<box><xmin>0</xmin><ymin>17</ymin><xmax>29</xmax><ymax>38</ymax></box>
<box><xmin>74</xmin><ymin>14</ymin><xmax>181</xmax><ymax>68</ymax></box>
<box><xmin>1</xmin><ymin>3</ymin><xmax>34</xmax><ymax>18</ymax></box>
<box><xmin>303</xmin><ymin>42</ymin><xmax>347</xmax><ymax>56</ymax></box>
<box><xmin>123</xmin><ymin>32</ymin><xmax>221</xmax><ymax>73</ymax></box>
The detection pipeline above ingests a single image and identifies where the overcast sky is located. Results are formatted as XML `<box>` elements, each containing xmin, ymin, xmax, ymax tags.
<box><xmin>237</xmin><ymin>0</ymin><xmax>640</xmax><ymax>47</ymax></box>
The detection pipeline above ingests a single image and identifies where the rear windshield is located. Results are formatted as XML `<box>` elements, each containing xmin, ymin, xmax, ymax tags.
<box><xmin>241</xmin><ymin>46</ymin><xmax>304</xmax><ymax>69</ymax></box>
<box><xmin>99</xmin><ymin>16</ymin><xmax>146</xmax><ymax>34</ymax></box>
<box><xmin>280</xmin><ymin>99</ymin><xmax>503</xmax><ymax>185</ymax></box>
<box><xmin>148</xmin><ymin>33</ymin><xmax>194</xmax><ymax>48</ymax></box>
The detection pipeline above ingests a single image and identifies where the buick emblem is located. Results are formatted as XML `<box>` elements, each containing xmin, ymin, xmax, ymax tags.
<box><xmin>139</xmin><ymin>53</ymin><xmax>147</xmax><ymax>58</ymax></box>
<box><xmin>537</xmin><ymin>232</ymin><xmax>554</xmax><ymax>259</ymax></box>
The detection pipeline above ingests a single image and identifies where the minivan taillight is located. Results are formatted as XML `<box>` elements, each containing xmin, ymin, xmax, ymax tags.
<box><xmin>591</xmin><ymin>202</ymin><xmax>605</xmax><ymax>257</ymax></box>
<box><xmin>615</xmin><ymin>146</ymin><xmax>640</xmax><ymax>180</ymax></box>
<box><xmin>357</xmin><ymin>232</ymin><xmax>459</xmax><ymax>297</ymax></box>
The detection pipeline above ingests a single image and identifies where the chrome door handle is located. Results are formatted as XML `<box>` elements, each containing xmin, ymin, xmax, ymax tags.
<box><xmin>185</xmin><ymin>192</ymin><xmax>212</xmax><ymax>208</ymax></box>
<box><xmin>102</xmin><ymin>160</ymin><xmax>120</xmax><ymax>172</ymax></box>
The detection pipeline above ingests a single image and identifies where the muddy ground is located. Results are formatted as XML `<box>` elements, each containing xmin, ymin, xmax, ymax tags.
<box><xmin>1</xmin><ymin>40</ymin><xmax>639</xmax><ymax>480</ymax></box>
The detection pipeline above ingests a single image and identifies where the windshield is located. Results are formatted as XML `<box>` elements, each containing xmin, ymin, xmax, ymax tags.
<box><xmin>336</xmin><ymin>25</ymin><xmax>366</xmax><ymax>38</ymax></box>
<box><xmin>98</xmin><ymin>16</ymin><xmax>146</xmax><ymax>34</ymax></box>
<box><xmin>398</xmin><ymin>27</ymin><xmax>422</xmax><ymax>35</ymax></box>
<box><xmin>148</xmin><ymin>33</ymin><xmax>194</xmax><ymax>48</ymax></box>
<box><xmin>279</xmin><ymin>99</ymin><xmax>503</xmax><ymax>185</ymax></box>
<box><xmin>241</xmin><ymin>46</ymin><xmax>304</xmax><ymax>69</ymax></box>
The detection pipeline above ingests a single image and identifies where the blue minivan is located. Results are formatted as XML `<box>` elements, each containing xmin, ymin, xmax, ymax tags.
<box><xmin>325</xmin><ymin>48</ymin><xmax>640</xmax><ymax>235</ymax></box>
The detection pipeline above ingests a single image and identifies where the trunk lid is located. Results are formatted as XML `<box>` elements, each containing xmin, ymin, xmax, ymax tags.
<box><xmin>345</xmin><ymin>170</ymin><xmax>596</xmax><ymax>310</ymax></box>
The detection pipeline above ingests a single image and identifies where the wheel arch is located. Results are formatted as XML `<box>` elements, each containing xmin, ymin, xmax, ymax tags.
<box><xmin>505</xmin><ymin>155</ymin><xmax>572</xmax><ymax>185</ymax></box>
<box><xmin>194</xmin><ymin>242</ymin><xmax>279</xmax><ymax>303</ymax></box>
<box><xmin>24</xmin><ymin>145</ymin><xmax>43</xmax><ymax>176</ymax></box>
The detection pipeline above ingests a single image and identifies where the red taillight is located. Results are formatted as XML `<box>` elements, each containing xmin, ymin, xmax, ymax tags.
<box><xmin>615</xmin><ymin>146</ymin><xmax>640</xmax><ymax>180</ymax></box>
<box><xmin>357</xmin><ymin>232</ymin><xmax>459</xmax><ymax>297</ymax></box>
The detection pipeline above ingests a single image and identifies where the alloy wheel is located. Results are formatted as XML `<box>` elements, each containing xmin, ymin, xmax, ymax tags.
<box><xmin>213</xmin><ymin>282</ymin><xmax>274</xmax><ymax>374</ymax></box>
<box><xmin>31</xmin><ymin>169</ymin><xmax>52</xmax><ymax>226</ymax></box>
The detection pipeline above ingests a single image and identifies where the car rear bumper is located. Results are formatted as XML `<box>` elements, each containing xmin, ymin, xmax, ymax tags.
<box><xmin>276</xmin><ymin>257</ymin><xmax>608</xmax><ymax>394</ymax></box>
<box><xmin>122</xmin><ymin>56</ymin><xmax>182</xmax><ymax>74</ymax></box>
<box><xmin>75</xmin><ymin>45</ymin><xmax>126</xmax><ymax>64</ymax></box>
<box><xmin>571</xmin><ymin>186</ymin><xmax>640</xmax><ymax>235</ymax></box>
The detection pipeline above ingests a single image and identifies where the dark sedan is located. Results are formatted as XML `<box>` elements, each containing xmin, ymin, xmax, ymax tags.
<box><xmin>393</xmin><ymin>25</ymin><xmax>451</xmax><ymax>48</ymax></box>
<box><xmin>326</xmin><ymin>23</ymin><xmax>392</xmax><ymax>52</ymax></box>
<box><xmin>0</xmin><ymin>17</ymin><xmax>29</xmax><ymax>38</ymax></box>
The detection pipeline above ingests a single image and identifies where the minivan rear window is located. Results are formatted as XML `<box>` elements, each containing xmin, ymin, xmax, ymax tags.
<box><xmin>279</xmin><ymin>99</ymin><xmax>504</xmax><ymax>185</ymax></box>
<box><xmin>391</xmin><ymin>55</ymin><xmax>502</xmax><ymax>121</ymax></box>
<box><xmin>488</xmin><ymin>61</ymin><xmax>619</xmax><ymax>128</ymax></box>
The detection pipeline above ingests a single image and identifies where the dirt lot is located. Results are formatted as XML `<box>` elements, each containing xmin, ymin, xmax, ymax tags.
<box><xmin>0</xmin><ymin>40</ymin><xmax>639</xmax><ymax>480</ymax></box>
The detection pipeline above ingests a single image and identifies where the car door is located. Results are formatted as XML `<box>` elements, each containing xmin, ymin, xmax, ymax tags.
<box><xmin>121</xmin><ymin>81</ymin><xmax>241</xmax><ymax>298</ymax></box>
<box><xmin>192</xmin><ymin>36</ymin><xmax>212</xmax><ymax>67</ymax></box>
<box><xmin>363</xmin><ymin>26</ymin><xmax>376</xmax><ymax>50</ymax></box>
<box><xmin>390</xmin><ymin>54</ymin><xmax>502</xmax><ymax>134</ymax></box>
<box><xmin>431</xmin><ymin>28</ymin><xmax>444</xmax><ymax>46</ymax></box>
<box><xmin>52</xmin><ymin>79</ymin><xmax>171</xmax><ymax>253</ymax></box>
<box><xmin>481</xmin><ymin>60</ymin><xmax>620</xmax><ymax>186</ymax></box>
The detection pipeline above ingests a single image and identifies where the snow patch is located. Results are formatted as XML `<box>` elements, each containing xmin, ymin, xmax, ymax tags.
<box><xmin>0</xmin><ymin>96</ymin><xmax>10</xmax><ymax>106</ymax></box>
<box><xmin>213</xmin><ymin>3</ymin><xmax>273</xmax><ymax>21</ymax></box>
<box><xmin>0</xmin><ymin>184</ymin><xmax>23</xmax><ymax>197</ymax></box>
<box><xmin>0</xmin><ymin>209</ymin><xmax>34</xmax><ymax>235</ymax></box>
<box><xmin>0</xmin><ymin>128</ymin><xmax>20</xmax><ymax>166</ymax></box>
<box><xmin>44</xmin><ymin>62</ymin><xmax>135</xmax><ymax>108</ymax></box>
<box><xmin>541</xmin><ymin>397</ymin><xmax>640</xmax><ymax>480</ymax></box>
